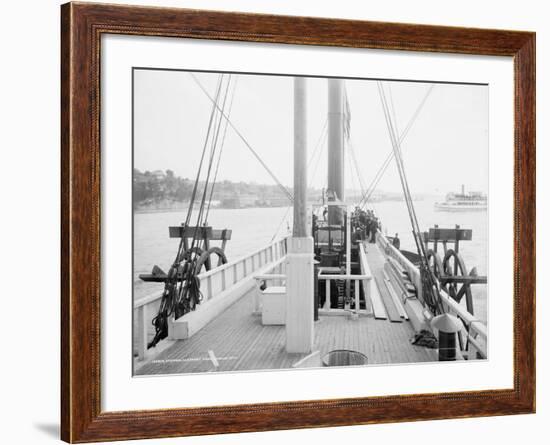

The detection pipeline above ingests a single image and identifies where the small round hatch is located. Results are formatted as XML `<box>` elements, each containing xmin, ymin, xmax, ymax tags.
<box><xmin>322</xmin><ymin>349</ymin><xmax>368</xmax><ymax>367</ymax></box>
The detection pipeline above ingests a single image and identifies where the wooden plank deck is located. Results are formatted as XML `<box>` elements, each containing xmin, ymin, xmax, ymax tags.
<box><xmin>363</xmin><ymin>241</ymin><xmax>405</xmax><ymax>322</ymax></box>
<box><xmin>136</xmin><ymin>283</ymin><xmax>436</xmax><ymax>376</ymax></box>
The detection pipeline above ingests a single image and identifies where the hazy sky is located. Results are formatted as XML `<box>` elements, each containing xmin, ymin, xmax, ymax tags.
<box><xmin>134</xmin><ymin>69</ymin><xmax>488</xmax><ymax>195</ymax></box>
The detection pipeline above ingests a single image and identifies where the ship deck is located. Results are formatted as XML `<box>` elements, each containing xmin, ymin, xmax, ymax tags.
<box><xmin>135</xmin><ymin>242</ymin><xmax>437</xmax><ymax>375</ymax></box>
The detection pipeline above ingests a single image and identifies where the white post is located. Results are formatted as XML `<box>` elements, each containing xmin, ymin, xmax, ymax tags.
<box><xmin>286</xmin><ymin>237</ymin><xmax>314</xmax><ymax>352</ymax></box>
<box><xmin>345</xmin><ymin>205</ymin><xmax>351</xmax><ymax>310</ymax></box>
<box><xmin>286</xmin><ymin>77</ymin><xmax>314</xmax><ymax>354</ymax></box>
<box><xmin>354</xmin><ymin>279</ymin><xmax>360</xmax><ymax>317</ymax></box>
<box><xmin>206</xmin><ymin>276</ymin><xmax>212</xmax><ymax>300</ymax></box>
<box><xmin>137</xmin><ymin>305</ymin><xmax>148</xmax><ymax>361</ymax></box>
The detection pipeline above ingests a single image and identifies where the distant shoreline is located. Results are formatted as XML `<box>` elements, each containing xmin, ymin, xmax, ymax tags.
<box><xmin>134</xmin><ymin>205</ymin><xmax>290</xmax><ymax>214</ymax></box>
<box><xmin>133</xmin><ymin>195</ymin><xmax>439</xmax><ymax>215</ymax></box>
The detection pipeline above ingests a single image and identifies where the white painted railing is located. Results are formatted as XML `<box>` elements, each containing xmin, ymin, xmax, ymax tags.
<box><xmin>196</xmin><ymin>237</ymin><xmax>288</xmax><ymax>301</ymax></box>
<box><xmin>317</xmin><ymin>271</ymin><xmax>371</xmax><ymax>314</ymax></box>
<box><xmin>376</xmin><ymin>231</ymin><xmax>422</xmax><ymax>301</ymax></box>
<box><xmin>439</xmin><ymin>290</ymin><xmax>487</xmax><ymax>359</ymax></box>
<box><xmin>376</xmin><ymin>231</ymin><xmax>487</xmax><ymax>359</ymax></box>
<box><xmin>133</xmin><ymin>236</ymin><xmax>289</xmax><ymax>360</ymax></box>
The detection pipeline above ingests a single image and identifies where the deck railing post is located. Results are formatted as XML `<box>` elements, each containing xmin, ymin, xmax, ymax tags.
<box><xmin>355</xmin><ymin>279</ymin><xmax>360</xmax><ymax>314</ymax></box>
<box><xmin>324</xmin><ymin>279</ymin><xmax>331</xmax><ymax>310</ymax></box>
<box><xmin>206</xmin><ymin>276</ymin><xmax>213</xmax><ymax>300</ymax></box>
<box><xmin>136</xmin><ymin>305</ymin><xmax>148</xmax><ymax>361</ymax></box>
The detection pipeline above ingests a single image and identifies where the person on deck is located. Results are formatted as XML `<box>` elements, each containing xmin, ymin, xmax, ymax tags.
<box><xmin>392</xmin><ymin>233</ymin><xmax>401</xmax><ymax>249</ymax></box>
<box><xmin>369</xmin><ymin>218</ymin><xmax>379</xmax><ymax>243</ymax></box>
<box><xmin>351</xmin><ymin>227</ymin><xmax>362</xmax><ymax>244</ymax></box>
<box><xmin>312</xmin><ymin>213</ymin><xmax>318</xmax><ymax>237</ymax></box>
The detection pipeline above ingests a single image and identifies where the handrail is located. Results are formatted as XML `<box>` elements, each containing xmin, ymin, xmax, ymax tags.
<box><xmin>439</xmin><ymin>290</ymin><xmax>487</xmax><ymax>341</ymax></box>
<box><xmin>254</xmin><ymin>274</ymin><xmax>286</xmax><ymax>280</ymax></box>
<box><xmin>377</xmin><ymin>232</ymin><xmax>486</xmax><ymax>356</ymax></box>
<box><xmin>252</xmin><ymin>256</ymin><xmax>287</xmax><ymax>280</ymax></box>
<box><xmin>377</xmin><ymin>233</ymin><xmax>487</xmax><ymax>336</ymax></box>
<box><xmin>134</xmin><ymin>236</ymin><xmax>289</xmax><ymax>309</ymax></box>
<box><xmin>317</xmin><ymin>267</ymin><xmax>371</xmax><ymax>313</ymax></box>
<box><xmin>317</xmin><ymin>274</ymin><xmax>370</xmax><ymax>280</ymax></box>
<box><xmin>377</xmin><ymin>231</ymin><xmax>419</xmax><ymax>280</ymax></box>
<box><xmin>376</xmin><ymin>231</ymin><xmax>424</xmax><ymax>310</ymax></box>
<box><xmin>198</xmin><ymin>236</ymin><xmax>288</xmax><ymax>279</ymax></box>
<box><xmin>134</xmin><ymin>291</ymin><xmax>165</xmax><ymax>309</ymax></box>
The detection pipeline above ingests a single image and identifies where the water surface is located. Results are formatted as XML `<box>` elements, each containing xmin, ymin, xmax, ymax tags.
<box><xmin>133</xmin><ymin>198</ymin><xmax>487</xmax><ymax>322</ymax></box>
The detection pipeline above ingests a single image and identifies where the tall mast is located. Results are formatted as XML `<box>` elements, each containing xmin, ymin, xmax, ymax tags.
<box><xmin>285</xmin><ymin>77</ymin><xmax>314</xmax><ymax>353</ymax></box>
<box><xmin>327</xmin><ymin>79</ymin><xmax>345</xmax><ymax>225</ymax></box>
<box><xmin>293</xmin><ymin>77</ymin><xmax>308</xmax><ymax>237</ymax></box>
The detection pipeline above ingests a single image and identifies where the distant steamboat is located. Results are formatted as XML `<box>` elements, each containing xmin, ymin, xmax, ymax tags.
<box><xmin>435</xmin><ymin>185</ymin><xmax>487</xmax><ymax>212</ymax></box>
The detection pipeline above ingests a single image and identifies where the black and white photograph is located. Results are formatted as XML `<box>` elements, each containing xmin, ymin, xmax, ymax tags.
<box><xmin>132</xmin><ymin>68</ymin><xmax>488</xmax><ymax>376</ymax></box>
<box><xmin>1</xmin><ymin>0</ymin><xmax>544</xmax><ymax>442</ymax></box>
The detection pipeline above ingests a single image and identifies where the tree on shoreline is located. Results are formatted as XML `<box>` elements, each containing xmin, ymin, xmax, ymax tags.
<box><xmin>132</xmin><ymin>168</ymin><xmax>292</xmax><ymax>208</ymax></box>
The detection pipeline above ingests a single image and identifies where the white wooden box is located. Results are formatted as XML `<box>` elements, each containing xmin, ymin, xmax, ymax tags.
<box><xmin>261</xmin><ymin>286</ymin><xmax>286</xmax><ymax>325</ymax></box>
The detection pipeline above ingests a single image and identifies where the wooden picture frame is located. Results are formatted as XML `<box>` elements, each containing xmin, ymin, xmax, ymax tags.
<box><xmin>61</xmin><ymin>2</ymin><xmax>535</xmax><ymax>442</ymax></box>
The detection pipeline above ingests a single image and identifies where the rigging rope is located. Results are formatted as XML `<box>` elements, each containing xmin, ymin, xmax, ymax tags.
<box><xmin>388</xmin><ymin>83</ymin><xmax>400</xmax><ymax>138</ymax></box>
<box><xmin>377</xmin><ymin>81</ymin><xmax>443</xmax><ymax>314</ymax></box>
<box><xmin>269</xmin><ymin>119</ymin><xmax>328</xmax><ymax>243</ymax></box>
<box><xmin>358</xmin><ymin>85</ymin><xmax>435</xmax><ymax>208</ymax></box>
<box><xmin>148</xmin><ymin>74</ymin><xmax>229</xmax><ymax>348</ymax></box>
<box><xmin>308</xmin><ymin>123</ymin><xmax>328</xmax><ymax>186</ymax></box>
<box><xmin>348</xmin><ymin>139</ymin><xmax>367</xmax><ymax>198</ymax></box>
<box><xmin>346</xmin><ymin>140</ymin><xmax>360</xmax><ymax>199</ymax></box>
<box><xmin>307</xmin><ymin>120</ymin><xmax>328</xmax><ymax>170</ymax></box>
<box><xmin>190</xmin><ymin>73</ymin><xmax>294</xmax><ymax>203</ymax></box>
<box><xmin>183</xmin><ymin>74</ymin><xmax>230</xmax><ymax>276</ymax></box>
<box><xmin>205</xmin><ymin>76</ymin><xmax>238</xmax><ymax>222</ymax></box>
<box><xmin>192</xmin><ymin>75</ymin><xmax>233</xmax><ymax>230</ymax></box>
<box><xmin>183</xmin><ymin>76</ymin><xmax>224</xmax><ymax>229</ymax></box>
<box><xmin>177</xmin><ymin>74</ymin><xmax>234</xmax><ymax>321</ymax></box>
